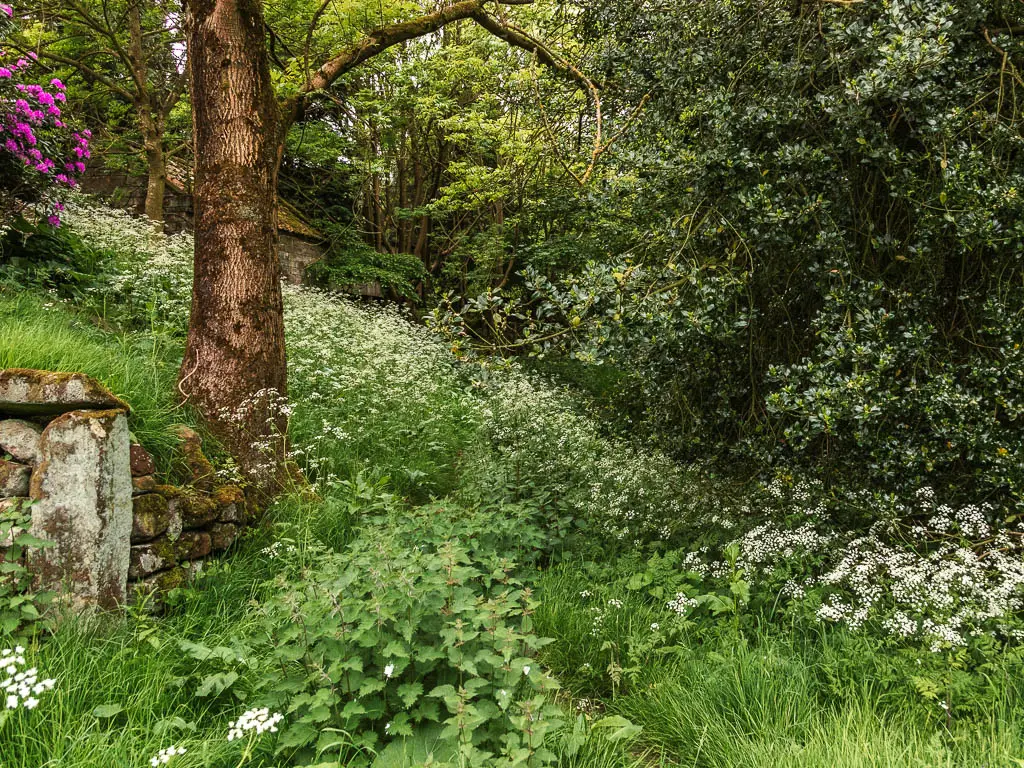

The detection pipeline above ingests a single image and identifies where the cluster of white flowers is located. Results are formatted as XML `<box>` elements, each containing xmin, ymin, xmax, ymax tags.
<box><xmin>149</xmin><ymin>746</ymin><xmax>187</xmax><ymax>766</ymax></box>
<box><xmin>60</xmin><ymin>199</ymin><xmax>700</xmax><ymax>543</ymax></box>
<box><xmin>282</xmin><ymin>286</ymin><xmax>482</xmax><ymax>491</ymax></box>
<box><xmin>227</xmin><ymin>707</ymin><xmax>283</xmax><ymax>742</ymax></box>
<box><xmin>1</xmin><ymin>647</ymin><xmax>55</xmax><ymax>711</ymax></box>
<box><xmin>677</xmin><ymin>482</ymin><xmax>1024</xmax><ymax>649</ymax></box>
<box><xmin>59</xmin><ymin>195</ymin><xmax>194</xmax><ymax>331</ymax></box>
<box><xmin>678</xmin><ymin>549</ymin><xmax>727</xmax><ymax>579</ymax></box>
<box><xmin>667</xmin><ymin>593</ymin><xmax>697</xmax><ymax>616</ymax></box>
<box><xmin>588</xmin><ymin>606</ymin><xmax>606</xmax><ymax>637</ymax></box>
<box><xmin>735</xmin><ymin>522</ymin><xmax>837</xmax><ymax>573</ymax></box>
<box><xmin>809</xmin><ymin>531</ymin><xmax>1024</xmax><ymax>649</ymax></box>
<box><xmin>476</xmin><ymin>366</ymin><xmax>698</xmax><ymax>541</ymax></box>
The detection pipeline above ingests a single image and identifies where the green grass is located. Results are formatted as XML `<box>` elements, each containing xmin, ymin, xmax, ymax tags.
<box><xmin>0</xmin><ymin>530</ymin><xmax>281</xmax><ymax>768</ymax></box>
<box><xmin>0</xmin><ymin>291</ymin><xmax>197</xmax><ymax>468</ymax></box>
<box><xmin>535</xmin><ymin>563</ymin><xmax>1024</xmax><ymax>767</ymax></box>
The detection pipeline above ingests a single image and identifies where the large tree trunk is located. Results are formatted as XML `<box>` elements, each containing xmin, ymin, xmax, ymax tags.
<box><xmin>180</xmin><ymin>0</ymin><xmax>289</xmax><ymax>489</ymax></box>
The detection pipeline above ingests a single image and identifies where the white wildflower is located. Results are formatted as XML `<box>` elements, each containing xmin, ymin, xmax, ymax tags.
<box><xmin>227</xmin><ymin>707</ymin><xmax>283</xmax><ymax>742</ymax></box>
<box><xmin>149</xmin><ymin>746</ymin><xmax>187</xmax><ymax>766</ymax></box>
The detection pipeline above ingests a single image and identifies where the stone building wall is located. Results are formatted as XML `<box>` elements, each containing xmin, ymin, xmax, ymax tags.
<box><xmin>279</xmin><ymin>233</ymin><xmax>325</xmax><ymax>285</ymax></box>
<box><xmin>0</xmin><ymin>369</ymin><xmax>249</xmax><ymax>611</ymax></box>
<box><xmin>79</xmin><ymin>170</ymin><xmax>193</xmax><ymax>235</ymax></box>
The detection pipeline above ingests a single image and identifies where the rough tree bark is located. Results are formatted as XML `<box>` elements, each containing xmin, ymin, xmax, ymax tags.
<box><xmin>180</xmin><ymin>0</ymin><xmax>289</xmax><ymax>486</ymax></box>
<box><xmin>141</xmin><ymin>133</ymin><xmax>167</xmax><ymax>224</ymax></box>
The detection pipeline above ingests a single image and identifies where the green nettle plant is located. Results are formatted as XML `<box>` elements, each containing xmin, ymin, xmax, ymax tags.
<box><xmin>248</xmin><ymin>512</ymin><xmax>563</xmax><ymax>768</ymax></box>
<box><xmin>0</xmin><ymin>498</ymin><xmax>52</xmax><ymax>637</ymax></box>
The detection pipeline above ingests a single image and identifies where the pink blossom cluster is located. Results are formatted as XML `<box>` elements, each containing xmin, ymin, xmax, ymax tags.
<box><xmin>0</xmin><ymin>13</ymin><xmax>89</xmax><ymax>226</ymax></box>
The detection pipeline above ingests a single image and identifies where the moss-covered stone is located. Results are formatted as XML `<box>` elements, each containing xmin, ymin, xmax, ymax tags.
<box><xmin>152</xmin><ymin>483</ymin><xmax>183</xmax><ymax>499</ymax></box>
<box><xmin>212</xmin><ymin>484</ymin><xmax>248</xmax><ymax>523</ymax></box>
<box><xmin>131</xmin><ymin>493</ymin><xmax>171</xmax><ymax>542</ymax></box>
<box><xmin>0</xmin><ymin>369</ymin><xmax>130</xmax><ymax>416</ymax></box>
<box><xmin>172</xmin><ymin>425</ymin><xmax>214</xmax><ymax>490</ymax></box>
<box><xmin>132</xmin><ymin>475</ymin><xmax>157</xmax><ymax>495</ymax></box>
<box><xmin>208</xmin><ymin>523</ymin><xmax>239</xmax><ymax>551</ymax></box>
<box><xmin>177</xmin><ymin>490</ymin><xmax>219</xmax><ymax>529</ymax></box>
<box><xmin>128</xmin><ymin>531</ymin><xmax>211</xmax><ymax>579</ymax></box>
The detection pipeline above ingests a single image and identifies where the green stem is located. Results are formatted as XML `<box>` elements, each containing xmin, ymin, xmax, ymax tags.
<box><xmin>234</xmin><ymin>732</ymin><xmax>256</xmax><ymax>768</ymax></box>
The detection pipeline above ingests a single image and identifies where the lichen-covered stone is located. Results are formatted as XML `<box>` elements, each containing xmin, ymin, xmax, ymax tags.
<box><xmin>0</xmin><ymin>419</ymin><xmax>43</xmax><ymax>463</ymax></box>
<box><xmin>209</xmin><ymin>523</ymin><xmax>239</xmax><ymax>551</ymax></box>
<box><xmin>128</xmin><ymin>531</ymin><xmax>211</xmax><ymax>579</ymax></box>
<box><xmin>177</xmin><ymin>490</ymin><xmax>219</xmax><ymax>529</ymax></box>
<box><xmin>129</xmin><ymin>443</ymin><xmax>156</xmax><ymax>477</ymax></box>
<box><xmin>172</xmin><ymin>425</ymin><xmax>215</xmax><ymax>489</ymax></box>
<box><xmin>213</xmin><ymin>485</ymin><xmax>248</xmax><ymax>523</ymax></box>
<box><xmin>132</xmin><ymin>475</ymin><xmax>157</xmax><ymax>495</ymax></box>
<box><xmin>28</xmin><ymin>408</ymin><xmax>132</xmax><ymax>611</ymax></box>
<box><xmin>0</xmin><ymin>458</ymin><xmax>30</xmax><ymax>497</ymax></box>
<box><xmin>131</xmin><ymin>493</ymin><xmax>172</xmax><ymax>542</ymax></box>
<box><xmin>0</xmin><ymin>369</ymin><xmax>130</xmax><ymax>417</ymax></box>
<box><xmin>128</xmin><ymin>541</ymin><xmax>174</xmax><ymax>579</ymax></box>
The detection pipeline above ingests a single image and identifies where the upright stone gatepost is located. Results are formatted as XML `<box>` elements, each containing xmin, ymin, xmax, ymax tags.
<box><xmin>29</xmin><ymin>410</ymin><xmax>133</xmax><ymax>610</ymax></box>
<box><xmin>0</xmin><ymin>369</ymin><xmax>133</xmax><ymax>612</ymax></box>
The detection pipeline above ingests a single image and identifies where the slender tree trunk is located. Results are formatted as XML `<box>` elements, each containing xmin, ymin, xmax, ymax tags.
<box><xmin>142</xmin><ymin>132</ymin><xmax>167</xmax><ymax>224</ymax></box>
<box><xmin>180</xmin><ymin>0</ymin><xmax>289</xmax><ymax>488</ymax></box>
<box><xmin>129</xmin><ymin>3</ymin><xmax>167</xmax><ymax>225</ymax></box>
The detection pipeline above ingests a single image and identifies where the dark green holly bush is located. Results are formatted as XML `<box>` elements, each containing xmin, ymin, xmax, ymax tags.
<box><xmin>441</xmin><ymin>0</ymin><xmax>1024</xmax><ymax>510</ymax></box>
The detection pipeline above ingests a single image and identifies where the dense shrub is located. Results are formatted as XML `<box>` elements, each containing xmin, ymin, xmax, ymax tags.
<box><xmin>442</xmin><ymin>0</ymin><xmax>1024</xmax><ymax>509</ymax></box>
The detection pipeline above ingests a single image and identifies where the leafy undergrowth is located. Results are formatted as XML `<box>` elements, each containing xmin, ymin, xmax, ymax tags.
<box><xmin>1</xmin><ymin>202</ymin><xmax>1023</xmax><ymax>766</ymax></box>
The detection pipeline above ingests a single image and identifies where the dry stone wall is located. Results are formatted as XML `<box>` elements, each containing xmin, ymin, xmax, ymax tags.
<box><xmin>0</xmin><ymin>369</ymin><xmax>249</xmax><ymax>611</ymax></box>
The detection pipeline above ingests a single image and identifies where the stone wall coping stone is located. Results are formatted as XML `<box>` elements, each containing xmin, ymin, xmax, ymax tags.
<box><xmin>0</xmin><ymin>369</ymin><xmax>131</xmax><ymax>417</ymax></box>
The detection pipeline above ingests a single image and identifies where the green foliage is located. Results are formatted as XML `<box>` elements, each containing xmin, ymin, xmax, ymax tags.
<box><xmin>440</xmin><ymin>0</ymin><xmax>1024</xmax><ymax>511</ymax></box>
<box><xmin>0</xmin><ymin>499</ymin><xmax>52</xmax><ymax>638</ymax></box>
<box><xmin>762</xmin><ymin>276</ymin><xmax>1024</xmax><ymax>501</ymax></box>
<box><xmin>0</xmin><ymin>216</ymin><xmax>109</xmax><ymax>302</ymax></box>
<box><xmin>536</xmin><ymin>556</ymin><xmax>1024</xmax><ymax>767</ymax></box>
<box><xmin>247</xmin><ymin>503</ymin><xmax>563</xmax><ymax>767</ymax></box>
<box><xmin>305</xmin><ymin>226</ymin><xmax>427</xmax><ymax>299</ymax></box>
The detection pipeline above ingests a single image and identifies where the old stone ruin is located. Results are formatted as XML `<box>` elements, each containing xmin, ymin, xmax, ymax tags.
<box><xmin>0</xmin><ymin>368</ymin><xmax>250</xmax><ymax>612</ymax></box>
